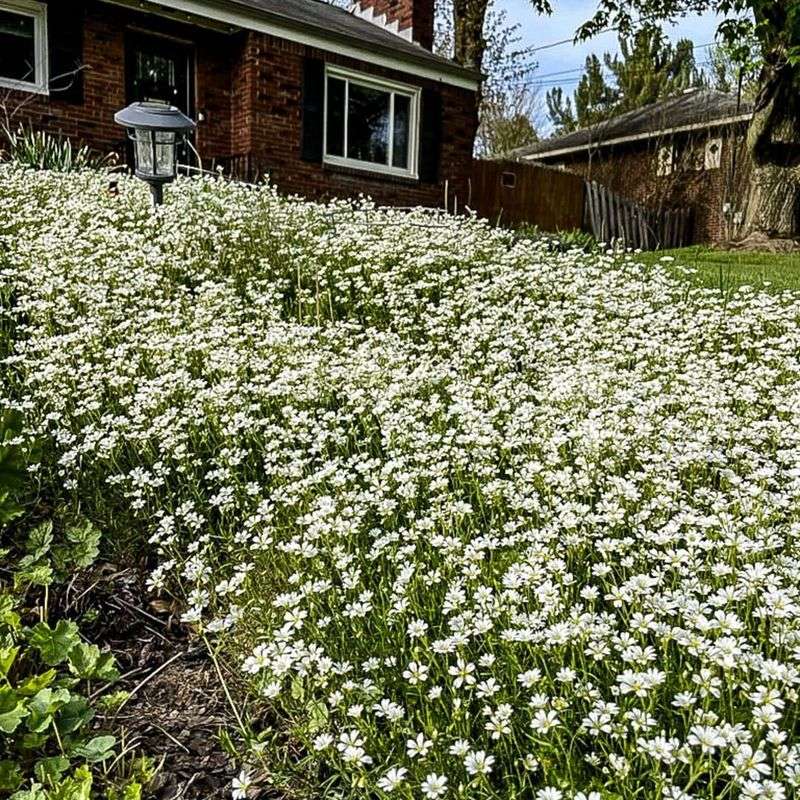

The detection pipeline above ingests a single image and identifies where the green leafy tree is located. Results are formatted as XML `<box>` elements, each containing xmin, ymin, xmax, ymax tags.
<box><xmin>705</xmin><ymin>39</ymin><xmax>761</xmax><ymax>100</ymax></box>
<box><xmin>607</xmin><ymin>29</ymin><xmax>701</xmax><ymax>112</ymax></box>
<box><xmin>546</xmin><ymin>29</ymin><xmax>701</xmax><ymax>134</ymax></box>
<box><xmin>546</xmin><ymin>53</ymin><xmax>619</xmax><ymax>133</ymax></box>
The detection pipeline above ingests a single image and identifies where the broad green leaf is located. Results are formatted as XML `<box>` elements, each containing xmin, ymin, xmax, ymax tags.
<box><xmin>54</xmin><ymin>696</ymin><xmax>92</xmax><ymax>736</ymax></box>
<box><xmin>70</xmin><ymin>734</ymin><xmax>116</xmax><ymax>763</ymax></box>
<box><xmin>10</xmin><ymin>785</ymin><xmax>47</xmax><ymax>800</ymax></box>
<box><xmin>14</xmin><ymin>564</ymin><xmax>54</xmax><ymax>589</ymax></box>
<box><xmin>0</xmin><ymin>686</ymin><xmax>29</xmax><ymax>733</ymax></box>
<box><xmin>0</xmin><ymin>645</ymin><xmax>18</xmax><ymax>677</ymax></box>
<box><xmin>42</xmin><ymin>765</ymin><xmax>92</xmax><ymax>800</ymax></box>
<box><xmin>34</xmin><ymin>756</ymin><xmax>70</xmax><ymax>785</ymax></box>
<box><xmin>92</xmin><ymin>652</ymin><xmax>119</xmax><ymax>682</ymax></box>
<box><xmin>67</xmin><ymin>643</ymin><xmax>99</xmax><ymax>679</ymax></box>
<box><xmin>0</xmin><ymin>595</ymin><xmax>20</xmax><ymax>629</ymax></box>
<box><xmin>0</xmin><ymin>760</ymin><xmax>23</xmax><ymax>792</ymax></box>
<box><xmin>24</xmin><ymin>521</ymin><xmax>53</xmax><ymax>562</ymax></box>
<box><xmin>28</xmin><ymin>621</ymin><xmax>80</xmax><ymax>666</ymax></box>
<box><xmin>27</xmin><ymin>687</ymin><xmax>71</xmax><ymax>733</ymax></box>
<box><xmin>17</xmin><ymin>669</ymin><xmax>57</xmax><ymax>697</ymax></box>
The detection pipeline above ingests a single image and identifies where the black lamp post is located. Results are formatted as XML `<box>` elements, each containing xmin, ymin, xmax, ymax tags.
<box><xmin>114</xmin><ymin>101</ymin><xmax>196</xmax><ymax>206</ymax></box>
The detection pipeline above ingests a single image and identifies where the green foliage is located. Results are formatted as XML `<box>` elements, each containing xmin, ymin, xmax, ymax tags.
<box><xmin>546</xmin><ymin>28</ymin><xmax>702</xmax><ymax>134</ymax></box>
<box><xmin>515</xmin><ymin>224</ymin><xmax>598</xmax><ymax>253</ymax></box>
<box><xmin>0</xmin><ymin>125</ymin><xmax>115</xmax><ymax>174</ymax></box>
<box><xmin>0</xmin><ymin>412</ymin><xmax>27</xmax><ymax>528</ymax></box>
<box><xmin>0</xmin><ymin>424</ymin><xmax>150</xmax><ymax>799</ymax></box>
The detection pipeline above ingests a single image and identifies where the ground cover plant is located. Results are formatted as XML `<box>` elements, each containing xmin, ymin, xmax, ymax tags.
<box><xmin>2</xmin><ymin>165</ymin><xmax>800</xmax><ymax>800</ymax></box>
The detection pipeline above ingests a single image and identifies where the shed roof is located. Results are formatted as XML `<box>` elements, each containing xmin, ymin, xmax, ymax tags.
<box><xmin>514</xmin><ymin>89</ymin><xmax>752</xmax><ymax>160</ymax></box>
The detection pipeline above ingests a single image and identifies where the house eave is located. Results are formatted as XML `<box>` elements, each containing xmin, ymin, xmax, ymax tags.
<box><xmin>100</xmin><ymin>0</ymin><xmax>480</xmax><ymax>90</ymax></box>
<box><xmin>519</xmin><ymin>113</ymin><xmax>753</xmax><ymax>162</ymax></box>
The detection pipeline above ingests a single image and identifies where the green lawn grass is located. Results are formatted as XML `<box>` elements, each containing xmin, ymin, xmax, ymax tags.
<box><xmin>639</xmin><ymin>246</ymin><xmax>800</xmax><ymax>294</ymax></box>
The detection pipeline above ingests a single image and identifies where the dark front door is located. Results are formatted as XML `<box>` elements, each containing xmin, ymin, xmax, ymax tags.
<box><xmin>125</xmin><ymin>32</ymin><xmax>195</xmax><ymax>164</ymax></box>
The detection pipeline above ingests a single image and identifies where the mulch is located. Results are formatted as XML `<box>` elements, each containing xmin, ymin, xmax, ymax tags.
<box><xmin>59</xmin><ymin>564</ymin><xmax>238</xmax><ymax>799</ymax></box>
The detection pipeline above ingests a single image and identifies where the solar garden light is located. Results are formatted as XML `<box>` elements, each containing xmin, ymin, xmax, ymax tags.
<box><xmin>114</xmin><ymin>101</ymin><xmax>196</xmax><ymax>207</ymax></box>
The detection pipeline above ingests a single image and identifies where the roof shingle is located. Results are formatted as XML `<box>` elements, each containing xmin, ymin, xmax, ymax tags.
<box><xmin>514</xmin><ymin>89</ymin><xmax>752</xmax><ymax>159</ymax></box>
<box><xmin>202</xmin><ymin>0</ymin><xmax>477</xmax><ymax>80</ymax></box>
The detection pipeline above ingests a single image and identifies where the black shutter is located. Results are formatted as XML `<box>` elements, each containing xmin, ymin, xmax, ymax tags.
<box><xmin>419</xmin><ymin>87</ymin><xmax>442</xmax><ymax>183</ymax></box>
<box><xmin>301</xmin><ymin>58</ymin><xmax>325</xmax><ymax>163</ymax></box>
<box><xmin>48</xmin><ymin>1</ymin><xmax>85</xmax><ymax>104</ymax></box>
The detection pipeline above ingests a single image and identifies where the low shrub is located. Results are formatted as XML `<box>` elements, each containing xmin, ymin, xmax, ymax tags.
<box><xmin>515</xmin><ymin>224</ymin><xmax>598</xmax><ymax>253</ymax></box>
<box><xmin>0</xmin><ymin>125</ymin><xmax>116</xmax><ymax>173</ymax></box>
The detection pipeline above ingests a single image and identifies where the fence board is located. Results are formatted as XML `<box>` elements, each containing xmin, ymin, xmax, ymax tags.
<box><xmin>583</xmin><ymin>181</ymin><xmax>693</xmax><ymax>251</ymax></box>
<box><xmin>471</xmin><ymin>159</ymin><xmax>586</xmax><ymax>232</ymax></box>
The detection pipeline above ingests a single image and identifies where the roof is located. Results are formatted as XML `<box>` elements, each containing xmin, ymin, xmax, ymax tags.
<box><xmin>142</xmin><ymin>0</ymin><xmax>479</xmax><ymax>89</ymax></box>
<box><xmin>514</xmin><ymin>89</ymin><xmax>753</xmax><ymax>160</ymax></box>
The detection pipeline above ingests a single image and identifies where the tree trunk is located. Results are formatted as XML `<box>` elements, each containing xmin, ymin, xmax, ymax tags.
<box><xmin>452</xmin><ymin>0</ymin><xmax>489</xmax><ymax>71</ymax></box>
<box><xmin>742</xmin><ymin>23</ymin><xmax>800</xmax><ymax>240</ymax></box>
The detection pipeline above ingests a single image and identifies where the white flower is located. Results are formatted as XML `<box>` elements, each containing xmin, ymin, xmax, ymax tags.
<box><xmin>420</xmin><ymin>773</ymin><xmax>448</xmax><ymax>799</ymax></box>
<box><xmin>464</xmin><ymin>749</ymin><xmax>495</xmax><ymax>776</ymax></box>
<box><xmin>377</xmin><ymin>766</ymin><xmax>407</xmax><ymax>792</ymax></box>
<box><xmin>407</xmin><ymin>732</ymin><xmax>433</xmax><ymax>758</ymax></box>
<box><xmin>231</xmin><ymin>769</ymin><xmax>252</xmax><ymax>799</ymax></box>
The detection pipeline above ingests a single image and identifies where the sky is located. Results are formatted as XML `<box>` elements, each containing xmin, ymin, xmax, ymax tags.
<box><xmin>496</xmin><ymin>0</ymin><xmax>722</xmax><ymax>132</ymax></box>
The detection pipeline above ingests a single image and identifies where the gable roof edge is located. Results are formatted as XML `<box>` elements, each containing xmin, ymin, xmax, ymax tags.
<box><xmin>102</xmin><ymin>0</ymin><xmax>479</xmax><ymax>90</ymax></box>
<box><xmin>518</xmin><ymin>113</ymin><xmax>752</xmax><ymax>161</ymax></box>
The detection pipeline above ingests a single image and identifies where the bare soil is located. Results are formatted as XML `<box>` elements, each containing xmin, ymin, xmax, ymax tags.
<box><xmin>61</xmin><ymin>564</ymin><xmax>237</xmax><ymax>799</ymax></box>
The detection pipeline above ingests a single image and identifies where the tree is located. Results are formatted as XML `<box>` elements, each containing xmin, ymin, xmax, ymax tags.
<box><xmin>607</xmin><ymin>29</ymin><xmax>700</xmax><ymax>112</ymax></box>
<box><xmin>437</xmin><ymin>1</ymin><xmax>542</xmax><ymax>156</ymax></box>
<box><xmin>577</xmin><ymin>0</ymin><xmax>800</xmax><ymax>240</ymax></box>
<box><xmin>545</xmin><ymin>29</ymin><xmax>701</xmax><ymax>134</ymax></box>
<box><xmin>546</xmin><ymin>54</ymin><xmax>619</xmax><ymax>134</ymax></box>
<box><xmin>705</xmin><ymin>40</ymin><xmax>760</xmax><ymax>101</ymax></box>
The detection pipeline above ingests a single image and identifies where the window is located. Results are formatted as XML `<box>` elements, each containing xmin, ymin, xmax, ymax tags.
<box><xmin>324</xmin><ymin>66</ymin><xmax>420</xmax><ymax>178</ymax></box>
<box><xmin>705</xmin><ymin>137</ymin><xmax>722</xmax><ymax>170</ymax></box>
<box><xmin>656</xmin><ymin>144</ymin><xmax>673</xmax><ymax>177</ymax></box>
<box><xmin>0</xmin><ymin>0</ymin><xmax>47</xmax><ymax>94</ymax></box>
<box><xmin>501</xmin><ymin>171</ymin><xmax>516</xmax><ymax>189</ymax></box>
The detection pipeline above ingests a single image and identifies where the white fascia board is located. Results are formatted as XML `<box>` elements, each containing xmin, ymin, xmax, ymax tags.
<box><xmin>101</xmin><ymin>0</ymin><xmax>479</xmax><ymax>90</ymax></box>
<box><xmin>521</xmin><ymin>113</ymin><xmax>752</xmax><ymax>161</ymax></box>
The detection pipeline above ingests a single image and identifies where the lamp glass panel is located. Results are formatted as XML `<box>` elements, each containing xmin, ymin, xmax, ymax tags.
<box><xmin>134</xmin><ymin>128</ymin><xmax>155</xmax><ymax>175</ymax></box>
<box><xmin>154</xmin><ymin>131</ymin><xmax>176</xmax><ymax>176</ymax></box>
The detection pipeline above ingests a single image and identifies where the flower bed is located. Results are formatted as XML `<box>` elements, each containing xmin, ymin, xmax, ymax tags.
<box><xmin>2</xmin><ymin>166</ymin><xmax>800</xmax><ymax>799</ymax></box>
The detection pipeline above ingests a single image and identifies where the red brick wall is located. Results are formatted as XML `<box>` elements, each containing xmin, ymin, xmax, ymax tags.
<box><xmin>538</xmin><ymin>128</ymin><xmax>751</xmax><ymax>244</ymax></box>
<box><xmin>4</xmin><ymin>2</ymin><xmax>233</xmax><ymax>165</ymax></box>
<box><xmin>232</xmin><ymin>31</ymin><xmax>476</xmax><ymax>208</ymax></box>
<box><xmin>357</xmin><ymin>0</ymin><xmax>435</xmax><ymax>50</ymax></box>
<box><xmin>5</xmin><ymin>2</ymin><xmax>476</xmax><ymax>210</ymax></box>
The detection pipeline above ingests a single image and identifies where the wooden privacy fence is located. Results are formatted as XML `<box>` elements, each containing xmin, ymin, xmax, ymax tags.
<box><xmin>470</xmin><ymin>159</ymin><xmax>586</xmax><ymax>232</ymax></box>
<box><xmin>584</xmin><ymin>181</ymin><xmax>692</xmax><ymax>250</ymax></box>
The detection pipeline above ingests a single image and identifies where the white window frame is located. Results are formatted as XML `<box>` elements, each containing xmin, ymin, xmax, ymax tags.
<box><xmin>0</xmin><ymin>0</ymin><xmax>48</xmax><ymax>95</ymax></box>
<box><xmin>323</xmin><ymin>65</ymin><xmax>420</xmax><ymax>180</ymax></box>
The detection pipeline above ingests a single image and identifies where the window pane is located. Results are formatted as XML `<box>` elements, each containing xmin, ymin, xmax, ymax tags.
<box><xmin>0</xmin><ymin>10</ymin><xmax>35</xmax><ymax>83</ymax></box>
<box><xmin>347</xmin><ymin>82</ymin><xmax>390</xmax><ymax>165</ymax></box>
<box><xmin>392</xmin><ymin>94</ymin><xmax>411</xmax><ymax>170</ymax></box>
<box><xmin>326</xmin><ymin>76</ymin><xmax>345</xmax><ymax>158</ymax></box>
<box><xmin>135</xmin><ymin>51</ymin><xmax>178</xmax><ymax>104</ymax></box>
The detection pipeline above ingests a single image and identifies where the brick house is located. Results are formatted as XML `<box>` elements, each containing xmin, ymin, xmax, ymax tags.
<box><xmin>0</xmin><ymin>0</ymin><xmax>479</xmax><ymax>207</ymax></box>
<box><xmin>513</xmin><ymin>90</ymin><xmax>754</xmax><ymax>244</ymax></box>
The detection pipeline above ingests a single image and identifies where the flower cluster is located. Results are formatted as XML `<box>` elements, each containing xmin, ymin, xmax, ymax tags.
<box><xmin>2</xmin><ymin>166</ymin><xmax>800</xmax><ymax>800</ymax></box>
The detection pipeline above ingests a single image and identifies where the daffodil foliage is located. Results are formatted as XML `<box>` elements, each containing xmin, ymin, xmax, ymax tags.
<box><xmin>2</xmin><ymin>166</ymin><xmax>800</xmax><ymax>800</ymax></box>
